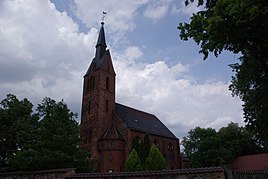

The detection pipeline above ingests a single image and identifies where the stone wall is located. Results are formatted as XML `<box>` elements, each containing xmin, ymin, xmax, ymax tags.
<box><xmin>67</xmin><ymin>167</ymin><xmax>225</xmax><ymax>179</ymax></box>
<box><xmin>0</xmin><ymin>168</ymin><xmax>75</xmax><ymax>179</ymax></box>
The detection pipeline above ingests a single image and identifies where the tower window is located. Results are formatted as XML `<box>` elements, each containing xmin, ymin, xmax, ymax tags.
<box><xmin>105</xmin><ymin>100</ymin><xmax>108</xmax><ymax>112</ymax></box>
<box><xmin>87</xmin><ymin>128</ymin><xmax>92</xmax><ymax>143</ymax></box>
<box><xmin>88</xmin><ymin>100</ymin><xmax>91</xmax><ymax>113</ymax></box>
<box><xmin>154</xmin><ymin>139</ymin><xmax>159</xmax><ymax>147</ymax></box>
<box><xmin>92</xmin><ymin>76</ymin><xmax>95</xmax><ymax>89</ymax></box>
<box><xmin>83</xmin><ymin>128</ymin><xmax>92</xmax><ymax>144</ymax></box>
<box><xmin>106</xmin><ymin>77</ymin><xmax>109</xmax><ymax>90</ymax></box>
<box><xmin>109</xmin><ymin>152</ymin><xmax>113</xmax><ymax>162</ymax></box>
<box><xmin>86</xmin><ymin>79</ymin><xmax>90</xmax><ymax>91</ymax></box>
<box><xmin>90</xmin><ymin>76</ymin><xmax>95</xmax><ymax>90</ymax></box>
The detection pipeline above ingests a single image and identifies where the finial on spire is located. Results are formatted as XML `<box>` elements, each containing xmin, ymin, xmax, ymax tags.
<box><xmin>101</xmin><ymin>11</ymin><xmax>107</xmax><ymax>24</ymax></box>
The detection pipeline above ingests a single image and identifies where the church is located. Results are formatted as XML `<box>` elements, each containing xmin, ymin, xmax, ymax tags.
<box><xmin>80</xmin><ymin>22</ymin><xmax>181</xmax><ymax>173</ymax></box>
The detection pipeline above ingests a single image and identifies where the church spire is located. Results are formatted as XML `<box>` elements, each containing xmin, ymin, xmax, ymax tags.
<box><xmin>95</xmin><ymin>22</ymin><xmax>107</xmax><ymax>61</ymax></box>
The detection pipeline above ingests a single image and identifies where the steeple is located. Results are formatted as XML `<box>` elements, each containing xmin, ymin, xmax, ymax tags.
<box><xmin>95</xmin><ymin>22</ymin><xmax>107</xmax><ymax>62</ymax></box>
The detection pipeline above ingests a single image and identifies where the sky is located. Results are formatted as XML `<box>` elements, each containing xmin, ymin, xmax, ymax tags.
<box><xmin>0</xmin><ymin>0</ymin><xmax>244</xmax><ymax>139</ymax></box>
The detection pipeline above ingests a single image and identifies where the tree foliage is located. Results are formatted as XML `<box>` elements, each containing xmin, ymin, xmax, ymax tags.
<box><xmin>140</xmin><ymin>134</ymin><xmax>150</xmax><ymax>165</ymax></box>
<box><xmin>130</xmin><ymin>134</ymin><xmax>151</xmax><ymax>169</ymax></box>
<box><xmin>145</xmin><ymin>144</ymin><xmax>167</xmax><ymax>171</ymax></box>
<box><xmin>182</xmin><ymin>123</ymin><xmax>262</xmax><ymax>168</ymax></box>
<box><xmin>182</xmin><ymin>127</ymin><xmax>227</xmax><ymax>167</ymax></box>
<box><xmin>0</xmin><ymin>94</ymin><xmax>91</xmax><ymax>172</ymax></box>
<box><xmin>125</xmin><ymin>149</ymin><xmax>142</xmax><ymax>171</ymax></box>
<box><xmin>0</xmin><ymin>94</ymin><xmax>38</xmax><ymax>171</ymax></box>
<box><xmin>178</xmin><ymin>0</ymin><xmax>268</xmax><ymax>149</ymax></box>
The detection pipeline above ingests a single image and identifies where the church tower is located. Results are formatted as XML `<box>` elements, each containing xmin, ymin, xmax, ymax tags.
<box><xmin>80</xmin><ymin>22</ymin><xmax>116</xmax><ymax>171</ymax></box>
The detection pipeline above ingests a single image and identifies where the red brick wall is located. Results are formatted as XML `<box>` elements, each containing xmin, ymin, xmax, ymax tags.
<box><xmin>126</xmin><ymin>130</ymin><xmax>181</xmax><ymax>169</ymax></box>
<box><xmin>230</xmin><ymin>153</ymin><xmax>268</xmax><ymax>171</ymax></box>
<box><xmin>80</xmin><ymin>50</ymin><xmax>116</xmax><ymax>171</ymax></box>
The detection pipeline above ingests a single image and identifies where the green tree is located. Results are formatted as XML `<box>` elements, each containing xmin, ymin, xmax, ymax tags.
<box><xmin>125</xmin><ymin>149</ymin><xmax>142</xmax><ymax>171</ymax></box>
<box><xmin>218</xmin><ymin>122</ymin><xmax>262</xmax><ymax>159</ymax></box>
<box><xmin>182</xmin><ymin>127</ymin><xmax>228</xmax><ymax>167</ymax></box>
<box><xmin>0</xmin><ymin>95</ymin><xmax>91</xmax><ymax>172</ymax></box>
<box><xmin>140</xmin><ymin>134</ymin><xmax>150</xmax><ymax>166</ymax></box>
<box><xmin>131</xmin><ymin>137</ymin><xmax>140</xmax><ymax>157</ymax></box>
<box><xmin>0</xmin><ymin>94</ymin><xmax>38</xmax><ymax>171</ymax></box>
<box><xmin>145</xmin><ymin>144</ymin><xmax>167</xmax><ymax>170</ymax></box>
<box><xmin>182</xmin><ymin>124</ymin><xmax>262</xmax><ymax>168</ymax></box>
<box><xmin>178</xmin><ymin>0</ymin><xmax>268</xmax><ymax>150</ymax></box>
<box><xmin>31</xmin><ymin>97</ymin><xmax>90</xmax><ymax>171</ymax></box>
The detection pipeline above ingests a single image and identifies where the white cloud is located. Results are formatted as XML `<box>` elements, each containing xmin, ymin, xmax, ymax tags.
<box><xmin>113</xmin><ymin>50</ymin><xmax>243</xmax><ymax>139</ymax></box>
<box><xmin>0</xmin><ymin>0</ymin><xmax>97</xmax><ymax>113</ymax></box>
<box><xmin>0</xmin><ymin>0</ymin><xmax>244</xmax><ymax>141</ymax></box>
<box><xmin>143</xmin><ymin>1</ymin><xmax>170</xmax><ymax>21</ymax></box>
<box><xmin>72</xmin><ymin>0</ymin><xmax>149</xmax><ymax>33</ymax></box>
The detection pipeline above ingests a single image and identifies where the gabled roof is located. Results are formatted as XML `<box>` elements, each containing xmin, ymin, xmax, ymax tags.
<box><xmin>99</xmin><ymin>123</ymin><xmax>124</xmax><ymax>140</ymax></box>
<box><xmin>115</xmin><ymin>103</ymin><xmax>177</xmax><ymax>139</ymax></box>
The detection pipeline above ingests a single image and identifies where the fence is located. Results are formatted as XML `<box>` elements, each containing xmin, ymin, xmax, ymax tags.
<box><xmin>0</xmin><ymin>168</ymin><xmax>75</xmax><ymax>179</ymax></box>
<box><xmin>0</xmin><ymin>167</ymin><xmax>225</xmax><ymax>179</ymax></box>
<box><xmin>67</xmin><ymin>167</ymin><xmax>225</xmax><ymax>179</ymax></box>
<box><xmin>232</xmin><ymin>169</ymin><xmax>268</xmax><ymax>179</ymax></box>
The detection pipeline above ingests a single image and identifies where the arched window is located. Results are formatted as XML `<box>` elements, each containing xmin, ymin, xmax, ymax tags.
<box><xmin>87</xmin><ymin>128</ymin><xmax>92</xmax><ymax>143</ymax></box>
<box><xmin>136</xmin><ymin>136</ymin><xmax>141</xmax><ymax>143</ymax></box>
<box><xmin>86</xmin><ymin>79</ymin><xmax>90</xmax><ymax>91</ymax></box>
<box><xmin>87</xmin><ymin>100</ymin><xmax>91</xmax><ymax>113</ymax></box>
<box><xmin>92</xmin><ymin>76</ymin><xmax>95</xmax><ymax>89</ymax></box>
<box><xmin>105</xmin><ymin>100</ymin><xmax>108</xmax><ymax>112</ymax></box>
<box><xmin>168</xmin><ymin>142</ymin><xmax>174</xmax><ymax>159</ymax></box>
<box><xmin>83</xmin><ymin>128</ymin><xmax>92</xmax><ymax>144</ymax></box>
<box><xmin>168</xmin><ymin>142</ymin><xmax>174</xmax><ymax>151</ymax></box>
<box><xmin>109</xmin><ymin>152</ymin><xmax>113</xmax><ymax>162</ymax></box>
<box><xmin>154</xmin><ymin>139</ymin><xmax>159</xmax><ymax>147</ymax></box>
<box><xmin>106</xmin><ymin>77</ymin><xmax>109</xmax><ymax>90</ymax></box>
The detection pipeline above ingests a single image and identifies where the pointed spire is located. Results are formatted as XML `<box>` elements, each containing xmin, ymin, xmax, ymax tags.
<box><xmin>95</xmin><ymin>22</ymin><xmax>107</xmax><ymax>61</ymax></box>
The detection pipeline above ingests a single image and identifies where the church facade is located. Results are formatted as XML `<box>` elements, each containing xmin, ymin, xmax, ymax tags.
<box><xmin>80</xmin><ymin>22</ymin><xmax>181</xmax><ymax>173</ymax></box>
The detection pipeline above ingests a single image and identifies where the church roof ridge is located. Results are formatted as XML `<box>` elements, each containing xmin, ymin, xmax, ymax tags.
<box><xmin>115</xmin><ymin>103</ymin><xmax>157</xmax><ymax>117</ymax></box>
<box><xmin>115</xmin><ymin>103</ymin><xmax>177</xmax><ymax>139</ymax></box>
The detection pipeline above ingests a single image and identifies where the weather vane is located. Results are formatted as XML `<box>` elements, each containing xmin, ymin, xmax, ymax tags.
<box><xmin>101</xmin><ymin>11</ymin><xmax>107</xmax><ymax>23</ymax></box>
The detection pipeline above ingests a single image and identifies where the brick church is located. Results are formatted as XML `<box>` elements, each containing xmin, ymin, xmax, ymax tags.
<box><xmin>80</xmin><ymin>22</ymin><xmax>181</xmax><ymax>173</ymax></box>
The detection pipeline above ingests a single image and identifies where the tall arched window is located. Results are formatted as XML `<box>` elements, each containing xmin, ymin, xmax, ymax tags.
<box><xmin>106</xmin><ymin>77</ymin><xmax>109</xmax><ymax>90</ymax></box>
<box><xmin>105</xmin><ymin>100</ymin><xmax>108</xmax><ymax>112</ymax></box>
<box><xmin>154</xmin><ymin>139</ymin><xmax>159</xmax><ymax>147</ymax></box>
<box><xmin>86</xmin><ymin>79</ymin><xmax>90</xmax><ymax>91</ymax></box>
<box><xmin>92</xmin><ymin>76</ymin><xmax>95</xmax><ymax>89</ymax></box>
<box><xmin>90</xmin><ymin>76</ymin><xmax>93</xmax><ymax>90</ymax></box>
<box><xmin>87</xmin><ymin>100</ymin><xmax>91</xmax><ymax>113</ymax></box>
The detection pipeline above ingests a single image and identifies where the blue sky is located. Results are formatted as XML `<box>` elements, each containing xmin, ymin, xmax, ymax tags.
<box><xmin>0</xmin><ymin>0</ymin><xmax>243</xmax><ymax>139</ymax></box>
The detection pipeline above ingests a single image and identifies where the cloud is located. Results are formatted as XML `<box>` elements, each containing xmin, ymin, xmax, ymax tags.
<box><xmin>143</xmin><ymin>0</ymin><xmax>170</xmax><ymax>21</ymax></box>
<box><xmin>112</xmin><ymin>48</ymin><xmax>243</xmax><ymax>139</ymax></box>
<box><xmin>0</xmin><ymin>0</ymin><xmax>244</xmax><ymax>141</ymax></box>
<box><xmin>72</xmin><ymin>0</ymin><xmax>149</xmax><ymax>33</ymax></box>
<box><xmin>0</xmin><ymin>0</ymin><xmax>97</xmax><ymax>114</ymax></box>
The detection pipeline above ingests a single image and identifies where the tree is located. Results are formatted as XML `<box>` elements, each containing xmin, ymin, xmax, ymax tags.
<box><xmin>145</xmin><ymin>144</ymin><xmax>167</xmax><ymax>170</ymax></box>
<box><xmin>0</xmin><ymin>94</ymin><xmax>38</xmax><ymax>171</ymax></box>
<box><xmin>218</xmin><ymin>122</ymin><xmax>263</xmax><ymax>159</ymax></box>
<box><xmin>178</xmin><ymin>0</ymin><xmax>268</xmax><ymax>150</ymax></box>
<box><xmin>29</xmin><ymin>97</ymin><xmax>90</xmax><ymax>171</ymax></box>
<box><xmin>182</xmin><ymin>127</ymin><xmax>228</xmax><ymax>167</ymax></box>
<box><xmin>182</xmin><ymin>124</ymin><xmax>262</xmax><ymax>168</ymax></box>
<box><xmin>140</xmin><ymin>134</ymin><xmax>150</xmax><ymax>166</ymax></box>
<box><xmin>0</xmin><ymin>95</ymin><xmax>91</xmax><ymax>172</ymax></box>
<box><xmin>125</xmin><ymin>149</ymin><xmax>142</xmax><ymax>171</ymax></box>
